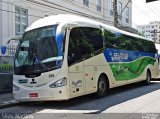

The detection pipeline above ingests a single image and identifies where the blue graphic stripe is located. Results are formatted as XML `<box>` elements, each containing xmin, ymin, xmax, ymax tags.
<box><xmin>103</xmin><ymin>48</ymin><xmax>155</xmax><ymax>62</ymax></box>
<box><xmin>56</xmin><ymin>33</ymin><xmax>64</xmax><ymax>56</ymax></box>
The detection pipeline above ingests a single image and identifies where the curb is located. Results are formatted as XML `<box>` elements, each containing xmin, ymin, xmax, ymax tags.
<box><xmin>0</xmin><ymin>100</ymin><xmax>40</xmax><ymax>109</ymax></box>
<box><xmin>0</xmin><ymin>100</ymin><xmax>21</xmax><ymax>109</ymax></box>
<box><xmin>0</xmin><ymin>89</ymin><xmax>12</xmax><ymax>94</ymax></box>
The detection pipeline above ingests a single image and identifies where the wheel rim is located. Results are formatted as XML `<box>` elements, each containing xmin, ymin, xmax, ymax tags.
<box><xmin>99</xmin><ymin>80</ymin><xmax>106</xmax><ymax>93</ymax></box>
<box><xmin>147</xmin><ymin>73</ymin><xmax>151</xmax><ymax>83</ymax></box>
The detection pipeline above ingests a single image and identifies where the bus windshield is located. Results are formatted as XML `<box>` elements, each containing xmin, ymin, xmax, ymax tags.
<box><xmin>14</xmin><ymin>25</ymin><xmax>64</xmax><ymax>75</ymax></box>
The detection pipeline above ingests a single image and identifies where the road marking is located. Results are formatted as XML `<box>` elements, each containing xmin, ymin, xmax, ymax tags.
<box><xmin>37</xmin><ymin>109</ymin><xmax>98</xmax><ymax>113</ymax></box>
<box><xmin>3</xmin><ymin>100</ymin><xmax>18</xmax><ymax>104</ymax></box>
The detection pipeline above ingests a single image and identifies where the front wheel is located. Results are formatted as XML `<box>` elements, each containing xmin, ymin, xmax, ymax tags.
<box><xmin>96</xmin><ymin>75</ymin><xmax>109</xmax><ymax>98</ymax></box>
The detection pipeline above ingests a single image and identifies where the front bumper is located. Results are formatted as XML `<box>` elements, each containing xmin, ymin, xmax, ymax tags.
<box><xmin>13</xmin><ymin>88</ymin><xmax>70</xmax><ymax>102</ymax></box>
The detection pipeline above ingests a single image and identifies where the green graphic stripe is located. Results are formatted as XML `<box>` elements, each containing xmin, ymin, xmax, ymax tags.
<box><xmin>109</xmin><ymin>57</ymin><xmax>156</xmax><ymax>81</ymax></box>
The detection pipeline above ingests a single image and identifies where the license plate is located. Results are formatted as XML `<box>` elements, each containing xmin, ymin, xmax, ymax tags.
<box><xmin>29</xmin><ymin>93</ymin><xmax>38</xmax><ymax>98</ymax></box>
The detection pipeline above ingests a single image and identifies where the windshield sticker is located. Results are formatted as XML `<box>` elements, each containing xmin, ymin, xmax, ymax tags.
<box><xmin>34</xmin><ymin>57</ymin><xmax>40</xmax><ymax>64</ymax></box>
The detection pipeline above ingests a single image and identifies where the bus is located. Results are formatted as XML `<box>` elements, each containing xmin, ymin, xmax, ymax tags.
<box><xmin>13</xmin><ymin>14</ymin><xmax>159</xmax><ymax>101</ymax></box>
<box><xmin>155</xmin><ymin>43</ymin><xmax>160</xmax><ymax>72</ymax></box>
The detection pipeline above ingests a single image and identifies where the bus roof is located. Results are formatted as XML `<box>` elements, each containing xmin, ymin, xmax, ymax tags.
<box><xmin>26</xmin><ymin>14</ymin><xmax>153</xmax><ymax>42</ymax></box>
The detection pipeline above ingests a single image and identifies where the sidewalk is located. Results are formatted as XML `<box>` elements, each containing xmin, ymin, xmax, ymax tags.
<box><xmin>0</xmin><ymin>93</ymin><xmax>14</xmax><ymax>104</ymax></box>
<box><xmin>0</xmin><ymin>92</ymin><xmax>18</xmax><ymax>109</ymax></box>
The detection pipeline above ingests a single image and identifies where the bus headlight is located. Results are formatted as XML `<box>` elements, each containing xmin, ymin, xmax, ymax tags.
<box><xmin>13</xmin><ymin>84</ymin><xmax>20</xmax><ymax>91</ymax></box>
<box><xmin>49</xmin><ymin>77</ymin><xmax>67</xmax><ymax>88</ymax></box>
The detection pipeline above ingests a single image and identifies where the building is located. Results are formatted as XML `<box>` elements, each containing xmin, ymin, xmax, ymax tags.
<box><xmin>0</xmin><ymin>0</ymin><xmax>132</xmax><ymax>56</ymax></box>
<box><xmin>137</xmin><ymin>21</ymin><xmax>160</xmax><ymax>43</ymax></box>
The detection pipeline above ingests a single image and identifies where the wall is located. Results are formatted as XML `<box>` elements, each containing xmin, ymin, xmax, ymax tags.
<box><xmin>0</xmin><ymin>74</ymin><xmax>13</xmax><ymax>92</ymax></box>
<box><xmin>1</xmin><ymin>0</ymin><xmax>9</xmax><ymax>45</ymax></box>
<box><xmin>0</xmin><ymin>1</ymin><xmax>2</xmax><ymax>45</ymax></box>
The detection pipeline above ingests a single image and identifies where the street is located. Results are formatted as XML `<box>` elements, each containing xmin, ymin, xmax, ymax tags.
<box><xmin>0</xmin><ymin>80</ymin><xmax>160</xmax><ymax>119</ymax></box>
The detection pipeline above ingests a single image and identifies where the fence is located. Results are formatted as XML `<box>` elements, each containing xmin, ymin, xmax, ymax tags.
<box><xmin>0</xmin><ymin>56</ymin><xmax>14</xmax><ymax>92</ymax></box>
<box><xmin>0</xmin><ymin>56</ymin><xmax>14</xmax><ymax>73</ymax></box>
<box><xmin>0</xmin><ymin>45</ymin><xmax>16</xmax><ymax>92</ymax></box>
<box><xmin>0</xmin><ymin>73</ymin><xmax>13</xmax><ymax>92</ymax></box>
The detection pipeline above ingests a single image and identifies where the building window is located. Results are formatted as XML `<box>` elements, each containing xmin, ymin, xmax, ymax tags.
<box><xmin>83</xmin><ymin>0</ymin><xmax>89</xmax><ymax>7</ymax></box>
<box><xmin>110</xmin><ymin>0</ymin><xmax>114</xmax><ymax>16</ymax></box>
<box><xmin>126</xmin><ymin>7</ymin><xmax>129</xmax><ymax>23</ymax></box>
<box><xmin>97</xmin><ymin>0</ymin><xmax>101</xmax><ymax>12</ymax></box>
<box><xmin>15</xmin><ymin>6</ymin><xmax>28</xmax><ymax>35</ymax></box>
<box><xmin>118</xmin><ymin>1</ymin><xmax>122</xmax><ymax>20</ymax></box>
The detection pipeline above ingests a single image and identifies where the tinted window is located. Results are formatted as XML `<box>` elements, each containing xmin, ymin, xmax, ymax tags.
<box><xmin>104</xmin><ymin>30</ymin><xmax>130</xmax><ymax>50</ymax></box>
<box><xmin>104</xmin><ymin>29</ymin><xmax>117</xmax><ymax>48</ymax></box>
<box><xmin>104</xmin><ymin>29</ymin><xmax>156</xmax><ymax>53</ymax></box>
<box><xmin>68</xmin><ymin>27</ymin><xmax>103</xmax><ymax>65</ymax></box>
<box><xmin>148</xmin><ymin>41</ymin><xmax>156</xmax><ymax>53</ymax></box>
<box><xmin>142</xmin><ymin>40</ymin><xmax>149</xmax><ymax>52</ymax></box>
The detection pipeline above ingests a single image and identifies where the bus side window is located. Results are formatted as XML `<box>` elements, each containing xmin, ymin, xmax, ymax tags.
<box><xmin>103</xmin><ymin>29</ymin><xmax>116</xmax><ymax>48</ymax></box>
<box><xmin>148</xmin><ymin>41</ymin><xmax>157</xmax><ymax>53</ymax></box>
<box><xmin>68</xmin><ymin>27</ymin><xmax>88</xmax><ymax>66</ymax></box>
<box><xmin>68</xmin><ymin>27</ymin><xmax>103</xmax><ymax>66</ymax></box>
<box><xmin>68</xmin><ymin>28</ymin><xmax>78</xmax><ymax>66</ymax></box>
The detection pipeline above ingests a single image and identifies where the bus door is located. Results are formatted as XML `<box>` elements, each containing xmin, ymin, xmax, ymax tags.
<box><xmin>68</xmin><ymin>63</ymin><xmax>85</xmax><ymax>97</ymax></box>
<box><xmin>67</xmin><ymin>26</ymin><xmax>85</xmax><ymax>97</ymax></box>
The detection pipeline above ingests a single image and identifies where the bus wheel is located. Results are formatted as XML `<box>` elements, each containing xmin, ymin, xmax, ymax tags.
<box><xmin>144</xmin><ymin>70</ymin><xmax>151</xmax><ymax>85</ymax></box>
<box><xmin>96</xmin><ymin>75</ymin><xmax>109</xmax><ymax>98</ymax></box>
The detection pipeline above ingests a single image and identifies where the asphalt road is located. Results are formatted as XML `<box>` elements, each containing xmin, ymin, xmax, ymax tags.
<box><xmin>1</xmin><ymin>80</ymin><xmax>160</xmax><ymax>119</ymax></box>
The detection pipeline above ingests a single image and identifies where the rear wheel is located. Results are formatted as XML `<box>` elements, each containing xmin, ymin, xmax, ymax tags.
<box><xmin>144</xmin><ymin>70</ymin><xmax>151</xmax><ymax>85</ymax></box>
<box><xmin>96</xmin><ymin>75</ymin><xmax>109</xmax><ymax>98</ymax></box>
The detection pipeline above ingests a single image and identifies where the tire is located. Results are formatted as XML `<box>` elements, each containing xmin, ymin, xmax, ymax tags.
<box><xmin>96</xmin><ymin>75</ymin><xmax>109</xmax><ymax>98</ymax></box>
<box><xmin>144</xmin><ymin>71</ymin><xmax>151</xmax><ymax>85</ymax></box>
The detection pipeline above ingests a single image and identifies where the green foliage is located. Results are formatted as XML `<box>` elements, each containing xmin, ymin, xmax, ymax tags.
<box><xmin>0</xmin><ymin>64</ymin><xmax>13</xmax><ymax>73</ymax></box>
<box><xmin>138</xmin><ymin>32</ymin><xmax>145</xmax><ymax>37</ymax></box>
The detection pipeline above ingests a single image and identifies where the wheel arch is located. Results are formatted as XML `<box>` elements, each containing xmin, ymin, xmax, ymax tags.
<box><xmin>147</xmin><ymin>68</ymin><xmax>152</xmax><ymax>78</ymax></box>
<box><xmin>98</xmin><ymin>73</ymin><xmax>110</xmax><ymax>89</ymax></box>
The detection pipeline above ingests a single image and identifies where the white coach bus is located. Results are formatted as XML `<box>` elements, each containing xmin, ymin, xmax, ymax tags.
<box><xmin>13</xmin><ymin>14</ymin><xmax>159</xmax><ymax>101</ymax></box>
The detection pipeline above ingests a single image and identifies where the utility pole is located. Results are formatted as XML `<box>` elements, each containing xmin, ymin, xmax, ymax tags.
<box><xmin>113</xmin><ymin>0</ymin><xmax>118</xmax><ymax>27</ymax></box>
<box><xmin>113</xmin><ymin>0</ymin><xmax>132</xmax><ymax>28</ymax></box>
